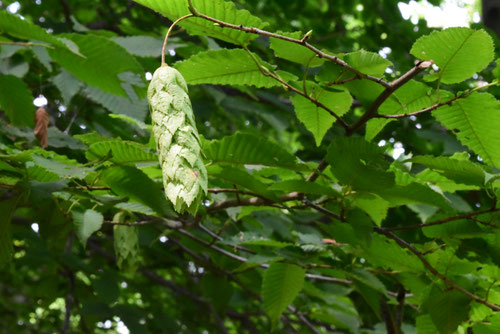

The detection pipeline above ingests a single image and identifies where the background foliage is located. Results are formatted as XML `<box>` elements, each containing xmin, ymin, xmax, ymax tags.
<box><xmin>1</xmin><ymin>0</ymin><xmax>500</xmax><ymax>333</ymax></box>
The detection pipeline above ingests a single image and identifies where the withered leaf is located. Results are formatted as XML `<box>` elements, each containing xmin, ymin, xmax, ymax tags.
<box><xmin>34</xmin><ymin>107</ymin><xmax>49</xmax><ymax>149</ymax></box>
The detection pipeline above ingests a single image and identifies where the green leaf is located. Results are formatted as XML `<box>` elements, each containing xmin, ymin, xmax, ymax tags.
<box><xmin>344</xmin><ymin>50</ymin><xmax>392</xmax><ymax>77</ymax></box>
<box><xmin>101</xmin><ymin>166</ymin><xmax>172</xmax><ymax>216</ymax></box>
<box><xmin>132</xmin><ymin>0</ymin><xmax>267</xmax><ymax>45</ymax></box>
<box><xmin>30</xmin><ymin>155</ymin><xmax>91</xmax><ymax>179</ymax></box>
<box><xmin>433</xmin><ymin>92</ymin><xmax>500</xmax><ymax>168</ymax></box>
<box><xmin>270</xmin><ymin>31</ymin><xmax>324</xmax><ymax>67</ymax></box>
<box><xmin>426</xmin><ymin>289</ymin><xmax>471</xmax><ymax>334</ymax></box>
<box><xmin>292</xmin><ymin>85</ymin><xmax>352</xmax><ymax>146</ymax></box>
<box><xmin>410</xmin><ymin>27</ymin><xmax>494</xmax><ymax>84</ymax></box>
<box><xmin>0</xmin><ymin>11</ymin><xmax>66</xmax><ymax>48</ymax></box>
<box><xmin>327</xmin><ymin>137</ymin><xmax>395</xmax><ymax>191</ymax></box>
<box><xmin>378</xmin><ymin>183</ymin><xmax>450</xmax><ymax>209</ymax></box>
<box><xmin>351</xmin><ymin>193</ymin><xmax>390</xmax><ymax>226</ymax></box>
<box><xmin>379</xmin><ymin>80</ymin><xmax>433</xmax><ymax>115</ymax></box>
<box><xmin>365</xmin><ymin>118</ymin><xmax>393</xmax><ymax>142</ymax></box>
<box><xmin>114</xmin><ymin>225</ymin><xmax>141</xmax><ymax>273</ymax></box>
<box><xmin>202</xmin><ymin>132</ymin><xmax>302</xmax><ymax>169</ymax></box>
<box><xmin>73</xmin><ymin>209</ymin><xmax>104</xmax><ymax>246</ymax></box>
<box><xmin>0</xmin><ymin>74</ymin><xmax>33</xmax><ymax>127</ymax></box>
<box><xmin>409</xmin><ymin>155</ymin><xmax>486</xmax><ymax>186</ymax></box>
<box><xmin>268</xmin><ymin>180</ymin><xmax>338</xmax><ymax>196</ymax></box>
<box><xmin>175</xmin><ymin>49</ymin><xmax>293</xmax><ymax>88</ymax></box>
<box><xmin>86</xmin><ymin>140</ymin><xmax>157</xmax><ymax>164</ymax></box>
<box><xmin>262</xmin><ymin>262</ymin><xmax>305</xmax><ymax>325</ymax></box>
<box><xmin>48</xmin><ymin>34</ymin><xmax>144</xmax><ymax>96</ymax></box>
<box><xmin>207</xmin><ymin>165</ymin><xmax>278</xmax><ymax>201</ymax></box>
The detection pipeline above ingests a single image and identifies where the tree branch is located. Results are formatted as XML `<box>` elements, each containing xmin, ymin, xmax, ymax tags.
<box><xmin>186</xmin><ymin>1</ymin><xmax>389</xmax><ymax>89</ymax></box>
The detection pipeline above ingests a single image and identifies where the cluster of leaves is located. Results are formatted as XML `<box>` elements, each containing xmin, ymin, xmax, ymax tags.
<box><xmin>1</xmin><ymin>0</ymin><xmax>500</xmax><ymax>333</ymax></box>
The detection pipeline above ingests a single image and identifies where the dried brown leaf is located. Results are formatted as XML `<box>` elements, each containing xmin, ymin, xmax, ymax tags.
<box><xmin>34</xmin><ymin>107</ymin><xmax>49</xmax><ymax>149</ymax></box>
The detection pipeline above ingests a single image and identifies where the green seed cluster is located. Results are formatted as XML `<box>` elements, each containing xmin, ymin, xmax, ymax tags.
<box><xmin>147</xmin><ymin>65</ymin><xmax>207</xmax><ymax>214</ymax></box>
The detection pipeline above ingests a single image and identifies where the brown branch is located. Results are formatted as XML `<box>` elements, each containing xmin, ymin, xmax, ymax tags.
<box><xmin>384</xmin><ymin>207</ymin><xmax>500</xmax><ymax>231</ymax></box>
<box><xmin>186</xmin><ymin>1</ymin><xmax>389</xmax><ymax>89</ymax></box>
<box><xmin>374</xmin><ymin>228</ymin><xmax>500</xmax><ymax>311</ymax></box>
<box><xmin>347</xmin><ymin>60</ymin><xmax>433</xmax><ymax>135</ymax></box>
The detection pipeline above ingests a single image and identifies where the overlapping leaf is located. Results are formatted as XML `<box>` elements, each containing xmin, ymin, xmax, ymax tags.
<box><xmin>48</xmin><ymin>34</ymin><xmax>144</xmax><ymax>96</ymax></box>
<box><xmin>202</xmin><ymin>132</ymin><xmax>302</xmax><ymax>169</ymax></box>
<box><xmin>132</xmin><ymin>0</ymin><xmax>266</xmax><ymax>45</ymax></box>
<box><xmin>86</xmin><ymin>140</ymin><xmax>157</xmax><ymax>164</ymax></box>
<box><xmin>175</xmin><ymin>49</ymin><xmax>295</xmax><ymax>88</ymax></box>
<box><xmin>292</xmin><ymin>83</ymin><xmax>352</xmax><ymax>146</ymax></box>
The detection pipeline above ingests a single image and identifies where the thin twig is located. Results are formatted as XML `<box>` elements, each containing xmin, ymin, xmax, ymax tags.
<box><xmin>176</xmin><ymin>228</ymin><xmax>352</xmax><ymax>285</ymax></box>
<box><xmin>384</xmin><ymin>207</ymin><xmax>500</xmax><ymax>231</ymax></box>
<box><xmin>374</xmin><ymin>228</ymin><xmax>500</xmax><ymax>311</ymax></box>
<box><xmin>161</xmin><ymin>14</ymin><xmax>194</xmax><ymax>66</ymax></box>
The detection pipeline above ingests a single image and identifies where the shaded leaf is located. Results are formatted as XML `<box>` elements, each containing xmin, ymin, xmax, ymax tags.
<box><xmin>0</xmin><ymin>74</ymin><xmax>34</xmax><ymax>127</ymax></box>
<box><xmin>262</xmin><ymin>262</ymin><xmax>305</xmax><ymax>325</ymax></box>
<box><xmin>73</xmin><ymin>209</ymin><xmax>104</xmax><ymax>246</ymax></box>
<box><xmin>132</xmin><ymin>0</ymin><xmax>267</xmax><ymax>45</ymax></box>
<box><xmin>86</xmin><ymin>140</ymin><xmax>157</xmax><ymax>164</ymax></box>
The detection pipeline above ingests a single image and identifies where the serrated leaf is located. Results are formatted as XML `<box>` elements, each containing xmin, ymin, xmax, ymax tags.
<box><xmin>30</xmin><ymin>155</ymin><xmax>91</xmax><ymax>179</ymax></box>
<box><xmin>292</xmin><ymin>84</ymin><xmax>352</xmax><ymax>146</ymax></box>
<box><xmin>270</xmin><ymin>31</ymin><xmax>324</xmax><ymax>67</ymax></box>
<box><xmin>344</xmin><ymin>50</ymin><xmax>392</xmax><ymax>77</ymax></box>
<box><xmin>132</xmin><ymin>0</ymin><xmax>267</xmax><ymax>45</ymax></box>
<box><xmin>409</xmin><ymin>155</ymin><xmax>486</xmax><ymax>186</ymax></box>
<box><xmin>86</xmin><ymin>140</ymin><xmax>157</xmax><ymax>164</ymax></box>
<box><xmin>175</xmin><ymin>49</ymin><xmax>292</xmax><ymax>88</ymax></box>
<box><xmin>365</xmin><ymin>118</ymin><xmax>393</xmax><ymax>142</ymax></box>
<box><xmin>0</xmin><ymin>74</ymin><xmax>34</xmax><ymax>127</ymax></box>
<box><xmin>378</xmin><ymin>182</ymin><xmax>450</xmax><ymax>209</ymax></box>
<box><xmin>410</xmin><ymin>27</ymin><xmax>494</xmax><ymax>84</ymax></box>
<box><xmin>101</xmin><ymin>166</ymin><xmax>172</xmax><ymax>216</ymax></box>
<box><xmin>351</xmin><ymin>193</ymin><xmax>389</xmax><ymax>226</ymax></box>
<box><xmin>327</xmin><ymin>137</ymin><xmax>395</xmax><ymax>191</ymax></box>
<box><xmin>112</xmin><ymin>35</ymin><xmax>183</xmax><ymax>58</ymax></box>
<box><xmin>202</xmin><ymin>132</ymin><xmax>302</xmax><ymax>169</ymax></box>
<box><xmin>73</xmin><ymin>209</ymin><xmax>104</xmax><ymax>246</ymax></box>
<box><xmin>427</xmin><ymin>289</ymin><xmax>471</xmax><ymax>334</ymax></box>
<box><xmin>0</xmin><ymin>11</ymin><xmax>66</xmax><ymax>48</ymax></box>
<box><xmin>51</xmin><ymin>69</ymin><xmax>82</xmax><ymax>105</ymax></box>
<box><xmin>433</xmin><ymin>92</ymin><xmax>500</xmax><ymax>168</ymax></box>
<box><xmin>262</xmin><ymin>262</ymin><xmax>305</xmax><ymax>325</ymax></box>
<box><xmin>416</xmin><ymin>169</ymin><xmax>479</xmax><ymax>193</ymax></box>
<box><xmin>48</xmin><ymin>33</ymin><xmax>144</xmax><ymax>96</ymax></box>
